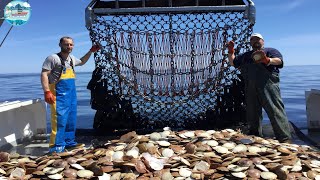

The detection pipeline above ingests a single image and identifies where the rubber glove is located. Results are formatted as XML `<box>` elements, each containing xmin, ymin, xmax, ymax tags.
<box><xmin>227</xmin><ymin>41</ymin><xmax>235</xmax><ymax>54</ymax></box>
<box><xmin>252</xmin><ymin>50</ymin><xmax>270</xmax><ymax>65</ymax></box>
<box><xmin>90</xmin><ymin>44</ymin><xmax>101</xmax><ymax>52</ymax></box>
<box><xmin>44</xmin><ymin>91</ymin><xmax>55</xmax><ymax>104</ymax></box>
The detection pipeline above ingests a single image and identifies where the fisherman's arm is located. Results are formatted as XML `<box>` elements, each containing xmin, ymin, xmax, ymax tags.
<box><xmin>269</xmin><ymin>48</ymin><xmax>283</xmax><ymax>67</ymax></box>
<box><xmin>268</xmin><ymin>57</ymin><xmax>282</xmax><ymax>66</ymax></box>
<box><xmin>41</xmin><ymin>69</ymin><xmax>50</xmax><ymax>92</ymax></box>
<box><xmin>227</xmin><ymin>41</ymin><xmax>236</xmax><ymax>66</ymax></box>
<box><xmin>78</xmin><ymin>51</ymin><xmax>93</xmax><ymax>66</ymax></box>
<box><xmin>41</xmin><ymin>69</ymin><xmax>55</xmax><ymax>104</ymax></box>
<box><xmin>252</xmin><ymin>48</ymin><xmax>283</xmax><ymax>67</ymax></box>
<box><xmin>78</xmin><ymin>44</ymin><xmax>101</xmax><ymax>66</ymax></box>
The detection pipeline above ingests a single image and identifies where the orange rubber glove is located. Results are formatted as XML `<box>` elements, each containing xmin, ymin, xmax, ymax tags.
<box><xmin>44</xmin><ymin>91</ymin><xmax>55</xmax><ymax>104</ymax></box>
<box><xmin>227</xmin><ymin>41</ymin><xmax>235</xmax><ymax>54</ymax></box>
<box><xmin>90</xmin><ymin>44</ymin><xmax>101</xmax><ymax>52</ymax></box>
<box><xmin>252</xmin><ymin>50</ymin><xmax>270</xmax><ymax>65</ymax></box>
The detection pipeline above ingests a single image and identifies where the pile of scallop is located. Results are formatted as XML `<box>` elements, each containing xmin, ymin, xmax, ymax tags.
<box><xmin>1</xmin><ymin>128</ymin><xmax>320</xmax><ymax>179</ymax></box>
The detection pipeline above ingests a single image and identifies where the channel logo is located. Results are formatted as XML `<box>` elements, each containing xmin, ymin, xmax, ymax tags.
<box><xmin>4</xmin><ymin>0</ymin><xmax>31</xmax><ymax>26</ymax></box>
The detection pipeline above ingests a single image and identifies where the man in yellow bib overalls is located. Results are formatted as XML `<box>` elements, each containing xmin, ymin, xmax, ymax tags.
<box><xmin>41</xmin><ymin>36</ymin><xmax>100</xmax><ymax>153</ymax></box>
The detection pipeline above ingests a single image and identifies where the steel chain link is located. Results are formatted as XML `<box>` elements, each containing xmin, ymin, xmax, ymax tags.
<box><xmin>89</xmin><ymin>11</ymin><xmax>253</xmax><ymax>121</ymax></box>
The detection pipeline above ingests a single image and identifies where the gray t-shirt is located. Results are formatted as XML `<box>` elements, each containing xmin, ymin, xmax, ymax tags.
<box><xmin>42</xmin><ymin>54</ymin><xmax>82</xmax><ymax>84</ymax></box>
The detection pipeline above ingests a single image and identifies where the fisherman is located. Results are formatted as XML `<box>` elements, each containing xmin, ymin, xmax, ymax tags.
<box><xmin>40</xmin><ymin>36</ymin><xmax>100</xmax><ymax>153</ymax></box>
<box><xmin>227</xmin><ymin>33</ymin><xmax>292</xmax><ymax>143</ymax></box>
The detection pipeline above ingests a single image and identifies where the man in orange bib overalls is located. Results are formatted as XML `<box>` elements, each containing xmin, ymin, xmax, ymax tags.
<box><xmin>41</xmin><ymin>36</ymin><xmax>100</xmax><ymax>153</ymax></box>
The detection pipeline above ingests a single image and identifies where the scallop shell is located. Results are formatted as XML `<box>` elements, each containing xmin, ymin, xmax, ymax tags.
<box><xmin>205</xmin><ymin>140</ymin><xmax>219</xmax><ymax>147</ymax></box>
<box><xmin>63</xmin><ymin>169</ymin><xmax>77</xmax><ymax>178</ymax></box>
<box><xmin>150</xmin><ymin>132</ymin><xmax>162</xmax><ymax>141</ymax></box>
<box><xmin>114</xmin><ymin>144</ymin><xmax>126</xmax><ymax>151</ymax></box>
<box><xmin>231</xmin><ymin>172</ymin><xmax>246</xmax><ymax>178</ymax></box>
<box><xmin>179</xmin><ymin>168</ymin><xmax>192</xmax><ymax>177</ymax></box>
<box><xmin>66</xmin><ymin>157</ymin><xmax>77</xmax><ymax>164</ymax></box>
<box><xmin>311</xmin><ymin>160</ymin><xmax>320</xmax><ymax>167</ymax></box>
<box><xmin>260</xmin><ymin>171</ymin><xmax>277</xmax><ymax>179</ymax></box>
<box><xmin>70</xmin><ymin>163</ymin><xmax>85</xmax><ymax>170</ymax></box>
<box><xmin>233</xmin><ymin>144</ymin><xmax>248</xmax><ymax>153</ymax></box>
<box><xmin>0</xmin><ymin>152</ymin><xmax>10</xmax><ymax>162</ymax></box>
<box><xmin>182</xmin><ymin>131</ymin><xmax>195</xmax><ymax>138</ymax></box>
<box><xmin>98</xmin><ymin>173</ymin><xmax>111</xmax><ymax>180</ymax></box>
<box><xmin>48</xmin><ymin>173</ymin><xmax>63</xmax><ymax>180</ymax></box>
<box><xmin>162</xmin><ymin>171</ymin><xmax>174</xmax><ymax>180</ymax></box>
<box><xmin>77</xmin><ymin>169</ymin><xmax>94</xmax><ymax>178</ymax></box>
<box><xmin>227</xmin><ymin>164</ymin><xmax>249</xmax><ymax>172</ymax></box>
<box><xmin>157</xmin><ymin>141</ymin><xmax>171</xmax><ymax>147</ymax></box>
<box><xmin>162</xmin><ymin>148</ymin><xmax>174</xmax><ymax>158</ymax></box>
<box><xmin>248</xmin><ymin>169</ymin><xmax>261</xmax><ymax>178</ymax></box>
<box><xmin>180</xmin><ymin>157</ymin><xmax>190</xmax><ymax>166</ymax></box>
<box><xmin>291</xmin><ymin>159</ymin><xmax>302</xmax><ymax>172</ymax></box>
<box><xmin>9</xmin><ymin>167</ymin><xmax>25</xmax><ymax>178</ymax></box>
<box><xmin>194</xmin><ymin>161</ymin><xmax>210</xmax><ymax>172</ymax></box>
<box><xmin>43</xmin><ymin>167</ymin><xmax>64</xmax><ymax>175</ymax></box>
<box><xmin>0</xmin><ymin>168</ymin><xmax>6</xmax><ymax>175</ymax></box>
<box><xmin>126</xmin><ymin>147</ymin><xmax>139</xmax><ymax>158</ymax></box>
<box><xmin>160</xmin><ymin>131</ymin><xmax>171</xmax><ymax>138</ymax></box>
<box><xmin>214</xmin><ymin>146</ymin><xmax>229</xmax><ymax>154</ymax></box>
<box><xmin>195</xmin><ymin>130</ymin><xmax>211</xmax><ymax>138</ymax></box>
<box><xmin>222</xmin><ymin>142</ymin><xmax>236</xmax><ymax>150</ymax></box>
<box><xmin>202</xmin><ymin>152</ymin><xmax>217</xmax><ymax>157</ymax></box>
<box><xmin>149</xmin><ymin>158</ymin><xmax>164</xmax><ymax>171</ymax></box>
<box><xmin>256</xmin><ymin>164</ymin><xmax>269</xmax><ymax>172</ymax></box>
<box><xmin>248</xmin><ymin>146</ymin><xmax>262</xmax><ymax>153</ymax></box>
<box><xmin>112</xmin><ymin>151</ymin><xmax>124</xmax><ymax>161</ymax></box>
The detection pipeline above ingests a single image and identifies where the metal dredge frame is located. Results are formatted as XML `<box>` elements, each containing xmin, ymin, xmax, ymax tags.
<box><xmin>85</xmin><ymin>0</ymin><xmax>256</xmax><ymax>130</ymax></box>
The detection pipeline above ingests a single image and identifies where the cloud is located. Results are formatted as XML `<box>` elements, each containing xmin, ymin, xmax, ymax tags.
<box><xmin>258</xmin><ymin>0</ymin><xmax>307</xmax><ymax>13</ymax></box>
<box><xmin>69</xmin><ymin>31</ymin><xmax>89</xmax><ymax>38</ymax></box>
<box><xmin>285</xmin><ymin>0</ymin><xmax>305</xmax><ymax>11</ymax></box>
<box><xmin>76</xmin><ymin>40</ymin><xmax>92</xmax><ymax>47</ymax></box>
<box><xmin>268</xmin><ymin>33</ymin><xmax>320</xmax><ymax>47</ymax></box>
<box><xmin>6</xmin><ymin>31</ymin><xmax>89</xmax><ymax>46</ymax></box>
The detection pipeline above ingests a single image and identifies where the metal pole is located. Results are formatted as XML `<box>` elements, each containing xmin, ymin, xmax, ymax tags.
<box><xmin>0</xmin><ymin>25</ymin><xmax>13</xmax><ymax>47</ymax></box>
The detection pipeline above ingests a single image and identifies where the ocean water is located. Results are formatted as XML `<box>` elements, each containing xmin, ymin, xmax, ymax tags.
<box><xmin>0</xmin><ymin>65</ymin><xmax>319</xmax><ymax>130</ymax></box>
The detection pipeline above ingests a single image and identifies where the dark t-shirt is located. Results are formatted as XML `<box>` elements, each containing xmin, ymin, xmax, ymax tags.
<box><xmin>233</xmin><ymin>47</ymin><xmax>283</xmax><ymax>73</ymax></box>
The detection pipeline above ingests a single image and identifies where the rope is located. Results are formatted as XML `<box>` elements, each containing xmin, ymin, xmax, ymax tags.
<box><xmin>289</xmin><ymin>121</ymin><xmax>320</xmax><ymax>150</ymax></box>
<box><xmin>0</xmin><ymin>0</ymin><xmax>30</xmax><ymax>47</ymax></box>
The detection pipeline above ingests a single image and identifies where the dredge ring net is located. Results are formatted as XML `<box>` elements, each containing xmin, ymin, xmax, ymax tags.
<box><xmin>87</xmin><ymin>11</ymin><xmax>253</xmax><ymax>130</ymax></box>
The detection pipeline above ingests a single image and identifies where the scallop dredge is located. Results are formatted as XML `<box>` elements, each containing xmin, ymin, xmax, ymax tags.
<box><xmin>86</xmin><ymin>0</ymin><xmax>251</xmax><ymax>133</ymax></box>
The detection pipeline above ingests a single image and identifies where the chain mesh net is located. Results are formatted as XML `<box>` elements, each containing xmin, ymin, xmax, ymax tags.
<box><xmin>87</xmin><ymin>11</ymin><xmax>253</xmax><ymax>131</ymax></box>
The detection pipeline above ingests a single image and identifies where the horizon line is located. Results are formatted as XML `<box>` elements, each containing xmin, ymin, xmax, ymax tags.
<box><xmin>0</xmin><ymin>64</ymin><xmax>319</xmax><ymax>75</ymax></box>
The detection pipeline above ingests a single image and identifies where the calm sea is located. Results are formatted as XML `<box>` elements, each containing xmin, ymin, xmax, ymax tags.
<box><xmin>0</xmin><ymin>65</ymin><xmax>319</xmax><ymax>130</ymax></box>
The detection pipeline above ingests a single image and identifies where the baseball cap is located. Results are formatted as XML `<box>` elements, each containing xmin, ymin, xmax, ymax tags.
<box><xmin>250</xmin><ymin>33</ymin><xmax>264</xmax><ymax>40</ymax></box>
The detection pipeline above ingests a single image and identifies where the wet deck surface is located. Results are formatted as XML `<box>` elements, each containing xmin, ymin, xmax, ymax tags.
<box><xmin>1</xmin><ymin>125</ymin><xmax>320</xmax><ymax>157</ymax></box>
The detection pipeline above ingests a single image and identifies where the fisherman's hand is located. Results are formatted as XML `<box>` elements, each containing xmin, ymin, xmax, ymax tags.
<box><xmin>252</xmin><ymin>50</ymin><xmax>270</xmax><ymax>65</ymax></box>
<box><xmin>90</xmin><ymin>44</ymin><xmax>101</xmax><ymax>52</ymax></box>
<box><xmin>227</xmin><ymin>41</ymin><xmax>235</xmax><ymax>54</ymax></box>
<box><xmin>44</xmin><ymin>91</ymin><xmax>55</xmax><ymax>104</ymax></box>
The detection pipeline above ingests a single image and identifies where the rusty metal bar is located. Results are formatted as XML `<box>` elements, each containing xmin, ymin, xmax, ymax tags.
<box><xmin>93</xmin><ymin>5</ymin><xmax>247</xmax><ymax>15</ymax></box>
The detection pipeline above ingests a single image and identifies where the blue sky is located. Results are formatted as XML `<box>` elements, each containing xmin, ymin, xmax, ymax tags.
<box><xmin>0</xmin><ymin>0</ymin><xmax>319</xmax><ymax>73</ymax></box>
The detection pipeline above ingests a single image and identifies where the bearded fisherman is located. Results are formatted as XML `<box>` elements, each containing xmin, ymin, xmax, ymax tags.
<box><xmin>41</xmin><ymin>36</ymin><xmax>100</xmax><ymax>153</ymax></box>
<box><xmin>227</xmin><ymin>33</ymin><xmax>292</xmax><ymax>143</ymax></box>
